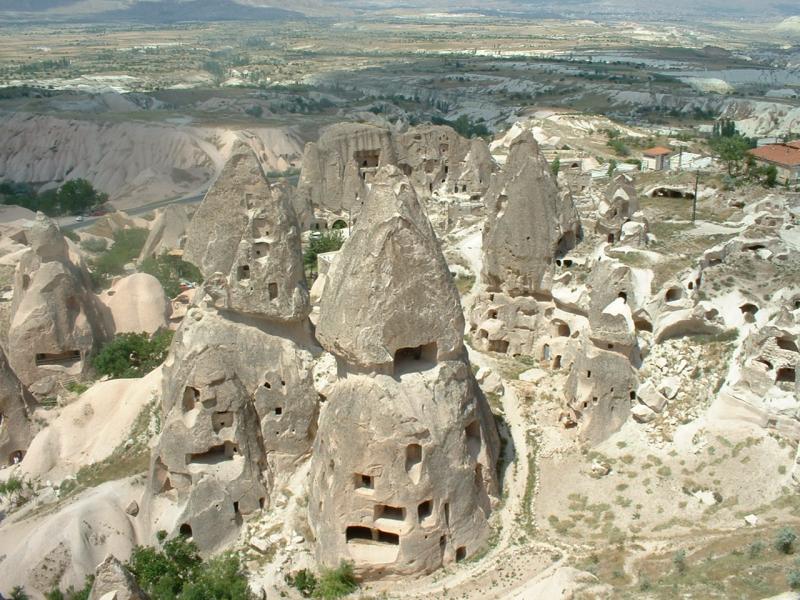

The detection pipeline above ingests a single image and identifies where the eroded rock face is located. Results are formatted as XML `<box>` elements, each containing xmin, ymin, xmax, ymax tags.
<box><xmin>564</xmin><ymin>337</ymin><xmax>638</xmax><ymax>445</ymax></box>
<box><xmin>296</xmin><ymin>123</ymin><xmax>395</xmax><ymax>219</ymax></box>
<box><xmin>145</xmin><ymin>140</ymin><xmax>318</xmax><ymax>551</ymax></box>
<box><xmin>185</xmin><ymin>140</ymin><xmax>309</xmax><ymax>321</ymax></box>
<box><xmin>100</xmin><ymin>273</ymin><xmax>170</xmax><ymax>335</ymax></box>
<box><xmin>139</xmin><ymin>204</ymin><xmax>191</xmax><ymax>261</ymax></box>
<box><xmin>597</xmin><ymin>175</ymin><xmax>641</xmax><ymax>243</ymax></box>
<box><xmin>0</xmin><ymin>346</ymin><xmax>35</xmax><ymax>467</ymax></box>
<box><xmin>310</xmin><ymin>166</ymin><xmax>499</xmax><ymax>578</ymax></box>
<box><xmin>317</xmin><ymin>166</ymin><xmax>465</xmax><ymax>370</ymax></box>
<box><xmin>88</xmin><ymin>556</ymin><xmax>147</xmax><ymax>600</ymax></box>
<box><xmin>8</xmin><ymin>214</ymin><xmax>110</xmax><ymax>390</ymax></box>
<box><xmin>151</xmin><ymin>344</ymin><xmax>271</xmax><ymax>552</ymax></box>
<box><xmin>296</xmin><ymin>123</ymin><xmax>496</xmax><ymax>228</ymax></box>
<box><xmin>482</xmin><ymin>132</ymin><xmax>581</xmax><ymax>296</ymax></box>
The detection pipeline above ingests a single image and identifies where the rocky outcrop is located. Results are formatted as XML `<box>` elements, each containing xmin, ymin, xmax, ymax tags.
<box><xmin>99</xmin><ymin>273</ymin><xmax>170</xmax><ymax>335</ymax></box>
<box><xmin>138</xmin><ymin>204</ymin><xmax>191</xmax><ymax>261</ymax></box>
<box><xmin>596</xmin><ymin>175</ymin><xmax>641</xmax><ymax>244</ymax></box>
<box><xmin>88</xmin><ymin>556</ymin><xmax>146</xmax><ymax>600</ymax></box>
<box><xmin>8</xmin><ymin>213</ymin><xmax>111</xmax><ymax>391</ymax></box>
<box><xmin>482</xmin><ymin>131</ymin><xmax>581</xmax><ymax>296</ymax></box>
<box><xmin>0</xmin><ymin>346</ymin><xmax>35</xmax><ymax>466</ymax></box>
<box><xmin>296</xmin><ymin>123</ymin><xmax>496</xmax><ymax>228</ymax></box>
<box><xmin>317</xmin><ymin>166</ymin><xmax>464</xmax><ymax>369</ymax></box>
<box><xmin>184</xmin><ymin>140</ymin><xmax>310</xmax><ymax>321</ymax></box>
<box><xmin>309</xmin><ymin>166</ymin><xmax>499</xmax><ymax>578</ymax></box>
<box><xmin>145</xmin><ymin>142</ymin><xmax>317</xmax><ymax>552</ymax></box>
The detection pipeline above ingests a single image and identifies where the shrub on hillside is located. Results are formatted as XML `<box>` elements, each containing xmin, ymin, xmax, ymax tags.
<box><xmin>93</xmin><ymin>330</ymin><xmax>174</xmax><ymax>379</ymax></box>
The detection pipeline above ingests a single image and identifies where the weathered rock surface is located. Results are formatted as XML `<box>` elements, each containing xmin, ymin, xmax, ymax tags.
<box><xmin>88</xmin><ymin>555</ymin><xmax>147</xmax><ymax>600</ymax></box>
<box><xmin>185</xmin><ymin>140</ymin><xmax>310</xmax><ymax>321</ymax></box>
<box><xmin>138</xmin><ymin>204</ymin><xmax>191</xmax><ymax>261</ymax></box>
<box><xmin>310</xmin><ymin>166</ymin><xmax>499</xmax><ymax>577</ymax></box>
<box><xmin>482</xmin><ymin>131</ymin><xmax>581</xmax><ymax>296</ymax></box>
<box><xmin>8</xmin><ymin>213</ymin><xmax>110</xmax><ymax>390</ymax></box>
<box><xmin>317</xmin><ymin>166</ymin><xmax>465</xmax><ymax>370</ymax></box>
<box><xmin>100</xmin><ymin>273</ymin><xmax>170</xmax><ymax>335</ymax></box>
<box><xmin>0</xmin><ymin>346</ymin><xmax>35</xmax><ymax>466</ymax></box>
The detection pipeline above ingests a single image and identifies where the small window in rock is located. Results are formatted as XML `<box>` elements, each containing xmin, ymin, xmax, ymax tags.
<box><xmin>394</xmin><ymin>342</ymin><xmax>437</xmax><ymax>374</ymax></box>
<box><xmin>346</xmin><ymin>526</ymin><xmax>372</xmax><ymax>542</ymax></box>
<box><xmin>211</xmin><ymin>411</ymin><xmax>233</xmax><ymax>434</ymax></box>
<box><xmin>776</xmin><ymin>368</ymin><xmax>796</xmax><ymax>384</ymax></box>
<box><xmin>274</xmin><ymin>407</ymin><xmax>282</xmax><ymax>416</ymax></box>
<box><xmin>9</xmin><ymin>450</ymin><xmax>24</xmax><ymax>465</ymax></box>
<box><xmin>607</xmin><ymin>234</ymin><xmax>615</xmax><ymax>244</ymax></box>
<box><xmin>182</xmin><ymin>386</ymin><xmax>200</xmax><ymax>412</ymax></box>
<box><xmin>592</xmin><ymin>397</ymin><xmax>599</xmax><ymax>405</ymax></box>
<box><xmin>238</xmin><ymin>265</ymin><xmax>250</xmax><ymax>281</ymax></box>
<box><xmin>356</xmin><ymin>473</ymin><xmax>374</xmax><ymax>490</ymax></box>
<box><xmin>233</xmin><ymin>501</ymin><xmax>240</xmax><ymax>515</ymax></box>
<box><xmin>268</xmin><ymin>282</ymin><xmax>278</xmax><ymax>300</ymax></box>
<box><xmin>259</xmin><ymin>497</ymin><xmax>266</xmax><ymax>509</ymax></box>
<box><xmin>607</xmin><ymin>344</ymin><xmax>614</xmax><ymax>349</ymax></box>
<box><xmin>375</xmin><ymin>504</ymin><xmax>405</xmax><ymax>522</ymax></box>
<box><xmin>418</xmin><ymin>500</ymin><xmax>433</xmax><ymax>523</ymax></box>
<box><xmin>377</xmin><ymin>530</ymin><xmax>400</xmax><ymax>545</ymax></box>
<box><xmin>254</xmin><ymin>242</ymin><xmax>269</xmax><ymax>257</ymax></box>
<box><xmin>587</xmin><ymin>371</ymin><xmax>591</xmax><ymax>378</ymax></box>
<box><xmin>487</xmin><ymin>339</ymin><xmax>509</xmax><ymax>354</ymax></box>
<box><xmin>456</xmin><ymin>546</ymin><xmax>467</xmax><ymax>562</ymax></box>
<box><xmin>405</xmin><ymin>443</ymin><xmax>422</xmax><ymax>482</ymax></box>
<box><xmin>618</xmin><ymin>292</ymin><xmax>627</xmax><ymax>304</ymax></box>
<box><xmin>556</xmin><ymin>322</ymin><xmax>571</xmax><ymax>337</ymax></box>
<box><xmin>444</xmin><ymin>502</ymin><xmax>450</xmax><ymax>526</ymax></box>
<box><xmin>629</xmin><ymin>391</ymin><xmax>636</xmax><ymax>400</ymax></box>
<box><xmin>179</xmin><ymin>523</ymin><xmax>193</xmax><ymax>538</ymax></box>
<box><xmin>553</xmin><ymin>355</ymin><xmax>562</xmax><ymax>369</ymax></box>
<box><xmin>542</xmin><ymin>344</ymin><xmax>551</xmax><ymax>361</ymax></box>
<box><xmin>263</xmin><ymin>381</ymin><xmax>271</xmax><ymax>389</ymax></box>
<box><xmin>488</xmin><ymin>310</ymin><xmax>498</xmax><ymax>319</ymax></box>
<box><xmin>665</xmin><ymin>287</ymin><xmax>683</xmax><ymax>302</ymax></box>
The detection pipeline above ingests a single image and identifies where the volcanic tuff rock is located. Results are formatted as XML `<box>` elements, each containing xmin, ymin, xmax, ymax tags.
<box><xmin>145</xmin><ymin>142</ymin><xmax>317</xmax><ymax>550</ymax></box>
<box><xmin>482</xmin><ymin>131</ymin><xmax>581</xmax><ymax>296</ymax></box>
<box><xmin>185</xmin><ymin>139</ymin><xmax>310</xmax><ymax>321</ymax></box>
<box><xmin>316</xmin><ymin>165</ymin><xmax>465</xmax><ymax>369</ymax></box>
<box><xmin>88</xmin><ymin>555</ymin><xmax>147</xmax><ymax>600</ymax></box>
<box><xmin>310</xmin><ymin>165</ymin><xmax>499</xmax><ymax>577</ymax></box>
<box><xmin>8</xmin><ymin>213</ymin><xmax>111</xmax><ymax>390</ymax></box>
<box><xmin>138</xmin><ymin>204</ymin><xmax>191</xmax><ymax>261</ymax></box>
<box><xmin>0</xmin><ymin>346</ymin><xmax>35</xmax><ymax>466</ymax></box>
<box><xmin>99</xmin><ymin>273</ymin><xmax>170</xmax><ymax>335</ymax></box>
<box><xmin>295</xmin><ymin>123</ymin><xmax>496</xmax><ymax>228</ymax></box>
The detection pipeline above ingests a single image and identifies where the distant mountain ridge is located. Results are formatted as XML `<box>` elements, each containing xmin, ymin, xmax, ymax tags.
<box><xmin>0</xmin><ymin>0</ymin><xmax>795</xmax><ymax>21</ymax></box>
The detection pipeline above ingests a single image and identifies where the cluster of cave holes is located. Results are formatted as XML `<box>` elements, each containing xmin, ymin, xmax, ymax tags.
<box><xmin>542</xmin><ymin>344</ymin><xmax>564</xmax><ymax>369</ymax></box>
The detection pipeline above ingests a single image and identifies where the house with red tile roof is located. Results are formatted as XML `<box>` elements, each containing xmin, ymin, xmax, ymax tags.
<box><xmin>641</xmin><ymin>146</ymin><xmax>674</xmax><ymax>171</ymax></box>
<box><xmin>748</xmin><ymin>143</ymin><xmax>800</xmax><ymax>185</ymax></box>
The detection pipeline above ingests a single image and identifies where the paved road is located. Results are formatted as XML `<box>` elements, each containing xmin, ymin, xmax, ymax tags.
<box><xmin>60</xmin><ymin>190</ymin><xmax>208</xmax><ymax>232</ymax></box>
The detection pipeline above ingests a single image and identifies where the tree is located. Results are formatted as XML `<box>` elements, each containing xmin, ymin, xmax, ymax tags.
<box><xmin>765</xmin><ymin>164</ymin><xmax>778</xmax><ymax>188</ymax></box>
<box><xmin>140</xmin><ymin>253</ymin><xmax>203</xmax><ymax>298</ymax></box>
<box><xmin>607</xmin><ymin>159</ymin><xmax>617</xmax><ymax>178</ymax></box>
<box><xmin>10</xmin><ymin>587</ymin><xmax>30</xmax><ymax>600</ymax></box>
<box><xmin>304</xmin><ymin>230</ymin><xmax>344</xmax><ymax>273</ymax></box>
<box><xmin>93</xmin><ymin>330</ymin><xmax>174</xmax><ymax>379</ymax></box>
<box><xmin>710</xmin><ymin>135</ymin><xmax>749</xmax><ymax>175</ymax></box>
<box><xmin>550</xmin><ymin>157</ymin><xmax>560</xmax><ymax>177</ymax></box>
<box><xmin>57</xmin><ymin>179</ymin><xmax>107</xmax><ymax>215</ymax></box>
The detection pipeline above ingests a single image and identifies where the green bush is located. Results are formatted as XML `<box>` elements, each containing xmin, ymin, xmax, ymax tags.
<box><xmin>140</xmin><ymin>253</ymin><xmax>203</xmax><ymax>299</ymax></box>
<box><xmin>672</xmin><ymin>549</ymin><xmax>687</xmax><ymax>575</ymax></box>
<box><xmin>286</xmin><ymin>569</ymin><xmax>318</xmax><ymax>597</ymax></box>
<box><xmin>45</xmin><ymin>576</ymin><xmax>93</xmax><ymax>600</ymax></box>
<box><xmin>776</xmin><ymin>528</ymin><xmax>797</xmax><ymax>555</ymax></box>
<box><xmin>10</xmin><ymin>586</ymin><xmax>30</xmax><ymax>600</ymax></box>
<box><xmin>93</xmin><ymin>330</ymin><xmax>174</xmax><ymax>379</ymax></box>
<box><xmin>789</xmin><ymin>566</ymin><xmax>800</xmax><ymax>590</ymax></box>
<box><xmin>314</xmin><ymin>562</ymin><xmax>358</xmax><ymax>599</ymax></box>
<box><xmin>127</xmin><ymin>536</ymin><xmax>252</xmax><ymax>600</ymax></box>
<box><xmin>91</xmin><ymin>228</ymin><xmax>149</xmax><ymax>284</ymax></box>
<box><xmin>80</xmin><ymin>238</ymin><xmax>108</xmax><ymax>253</ymax></box>
<box><xmin>303</xmin><ymin>230</ymin><xmax>344</xmax><ymax>272</ymax></box>
<box><xmin>0</xmin><ymin>476</ymin><xmax>24</xmax><ymax>499</ymax></box>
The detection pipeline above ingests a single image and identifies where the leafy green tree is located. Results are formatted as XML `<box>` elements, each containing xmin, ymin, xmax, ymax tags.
<box><xmin>710</xmin><ymin>135</ymin><xmax>750</xmax><ymax>175</ymax></box>
<box><xmin>93</xmin><ymin>330</ymin><xmax>174</xmax><ymax>379</ymax></box>
<box><xmin>140</xmin><ymin>254</ymin><xmax>203</xmax><ymax>298</ymax></box>
<box><xmin>304</xmin><ymin>230</ymin><xmax>344</xmax><ymax>273</ymax></box>
<box><xmin>57</xmin><ymin>179</ymin><xmax>107</xmax><ymax>215</ymax></box>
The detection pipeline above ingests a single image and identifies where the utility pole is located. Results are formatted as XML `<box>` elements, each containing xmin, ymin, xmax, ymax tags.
<box><xmin>692</xmin><ymin>169</ymin><xmax>700</xmax><ymax>223</ymax></box>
